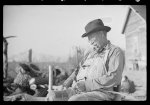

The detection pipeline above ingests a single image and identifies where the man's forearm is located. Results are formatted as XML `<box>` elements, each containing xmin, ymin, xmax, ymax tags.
<box><xmin>63</xmin><ymin>72</ymin><xmax>75</xmax><ymax>88</ymax></box>
<box><xmin>63</xmin><ymin>68</ymin><xmax>79</xmax><ymax>88</ymax></box>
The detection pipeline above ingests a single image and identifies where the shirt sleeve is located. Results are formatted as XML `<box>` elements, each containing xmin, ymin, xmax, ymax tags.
<box><xmin>85</xmin><ymin>48</ymin><xmax>125</xmax><ymax>91</ymax></box>
<box><xmin>63</xmin><ymin>49</ymin><xmax>91</xmax><ymax>88</ymax></box>
<box><xmin>63</xmin><ymin>70</ymin><xmax>76</xmax><ymax>88</ymax></box>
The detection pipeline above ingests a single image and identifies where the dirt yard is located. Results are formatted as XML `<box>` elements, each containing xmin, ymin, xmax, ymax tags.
<box><xmin>5</xmin><ymin>62</ymin><xmax>147</xmax><ymax>101</ymax></box>
<box><xmin>122</xmin><ymin>69</ymin><xmax>147</xmax><ymax>101</ymax></box>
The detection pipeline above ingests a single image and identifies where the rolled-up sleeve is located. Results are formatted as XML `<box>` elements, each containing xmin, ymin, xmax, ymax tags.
<box><xmin>63</xmin><ymin>50</ymin><xmax>91</xmax><ymax>88</ymax></box>
<box><xmin>85</xmin><ymin>48</ymin><xmax>125</xmax><ymax>91</ymax></box>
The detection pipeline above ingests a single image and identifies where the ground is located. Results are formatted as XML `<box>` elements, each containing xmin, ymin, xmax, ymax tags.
<box><xmin>5</xmin><ymin>62</ymin><xmax>147</xmax><ymax>101</ymax></box>
<box><xmin>122</xmin><ymin>69</ymin><xmax>147</xmax><ymax>101</ymax></box>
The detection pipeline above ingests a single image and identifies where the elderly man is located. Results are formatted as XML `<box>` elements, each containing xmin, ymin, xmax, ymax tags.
<box><xmin>7</xmin><ymin>19</ymin><xmax>125</xmax><ymax>101</ymax></box>
<box><xmin>47</xmin><ymin>18</ymin><xmax>125</xmax><ymax>101</ymax></box>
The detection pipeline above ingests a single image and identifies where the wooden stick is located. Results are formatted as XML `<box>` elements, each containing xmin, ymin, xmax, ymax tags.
<box><xmin>48</xmin><ymin>65</ymin><xmax>53</xmax><ymax>91</ymax></box>
<box><xmin>46</xmin><ymin>65</ymin><xmax>55</xmax><ymax>101</ymax></box>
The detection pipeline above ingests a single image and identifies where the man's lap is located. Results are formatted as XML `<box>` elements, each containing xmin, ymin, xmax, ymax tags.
<box><xmin>68</xmin><ymin>91</ymin><xmax>114</xmax><ymax>101</ymax></box>
<box><xmin>13</xmin><ymin>88</ymin><xmax>114</xmax><ymax>101</ymax></box>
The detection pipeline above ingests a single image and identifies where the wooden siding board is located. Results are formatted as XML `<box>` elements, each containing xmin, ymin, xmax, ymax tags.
<box><xmin>130</xmin><ymin>5</ymin><xmax>146</xmax><ymax>21</ymax></box>
<box><xmin>122</xmin><ymin>6</ymin><xmax>146</xmax><ymax>70</ymax></box>
<box><xmin>124</xmin><ymin>10</ymin><xmax>144</xmax><ymax>34</ymax></box>
<box><xmin>122</xmin><ymin>5</ymin><xmax>146</xmax><ymax>34</ymax></box>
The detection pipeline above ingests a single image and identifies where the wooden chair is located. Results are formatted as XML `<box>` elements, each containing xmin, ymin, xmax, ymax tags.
<box><xmin>112</xmin><ymin>83</ymin><xmax>122</xmax><ymax>101</ymax></box>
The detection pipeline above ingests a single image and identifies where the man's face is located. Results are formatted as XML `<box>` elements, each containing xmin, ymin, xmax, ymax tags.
<box><xmin>88</xmin><ymin>31</ymin><xmax>106</xmax><ymax>51</ymax></box>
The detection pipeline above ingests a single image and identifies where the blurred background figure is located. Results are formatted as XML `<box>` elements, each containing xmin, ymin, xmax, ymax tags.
<box><xmin>121</xmin><ymin>75</ymin><xmax>136</xmax><ymax>94</ymax></box>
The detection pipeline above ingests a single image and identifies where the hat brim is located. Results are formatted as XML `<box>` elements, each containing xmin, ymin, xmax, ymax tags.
<box><xmin>82</xmin><ymin>26</ymin><xmax>111</xmax><ymax>38</ymax></box>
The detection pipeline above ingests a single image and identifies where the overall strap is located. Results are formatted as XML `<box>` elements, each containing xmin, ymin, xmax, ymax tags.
<box><xmin>104</xmin><ymin>45</ymin><xmax>117</xmax><ymax>72</ymax></box>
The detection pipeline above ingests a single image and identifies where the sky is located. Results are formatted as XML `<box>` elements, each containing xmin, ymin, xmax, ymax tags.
<box><xmin>3</xmin><ymin>5</ymin><xmax>129</xmax><ymax>59</ymax></box>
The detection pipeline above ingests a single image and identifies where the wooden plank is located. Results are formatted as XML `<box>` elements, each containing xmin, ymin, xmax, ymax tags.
<box><xmin>46</xmin><ymin>65</ymin><xmax>56</xmax><ymax>101</ymax></box>
<box><xmin>48</xmin><ymin>65</ymin><xmax>53</xmax><ymax>91</ymax></box>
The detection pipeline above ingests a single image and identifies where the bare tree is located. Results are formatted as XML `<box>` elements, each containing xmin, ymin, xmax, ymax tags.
<box><xmin>68</xmin><ymin>46</ymin><xmax>85</xmax><ymax>68</ymax></box>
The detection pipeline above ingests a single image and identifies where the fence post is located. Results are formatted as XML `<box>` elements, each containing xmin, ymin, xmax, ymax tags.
<box><xmin>3</xmin><ymin>36</ymin><xmax>16</xmax><ymax>80</ymax></box>
<box><xmin>46</xmin><ymin>65</ymin><xmax>56</xmax><ymax>101</ymax></box>
<box><xmin>29</xmin><ymin>49</ymin><xmax>32</xmax><ymax>63</ymax></box>
<box><xmin>3</xmin><ymin>38</ymin><xmax>8</xmax><ymax>79</ymax></box>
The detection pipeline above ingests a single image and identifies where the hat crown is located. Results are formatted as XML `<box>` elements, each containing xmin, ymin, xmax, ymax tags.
<box><xmin>85</xmin><ymin>19</ymin><xmax>104</xmax><ymax>33</ymax></box>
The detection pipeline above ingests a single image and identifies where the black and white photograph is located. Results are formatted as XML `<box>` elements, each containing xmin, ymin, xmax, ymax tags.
<box><xmin>3</xmin><ymin>5</ymin><xmax>146</xmax><ymax>101</ymax></box>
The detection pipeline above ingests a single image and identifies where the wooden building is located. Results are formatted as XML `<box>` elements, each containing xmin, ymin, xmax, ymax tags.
<box><xmin>122</xmin><ymin>5</ymin><xmax>146</xmax><ymax>70</ymax></box>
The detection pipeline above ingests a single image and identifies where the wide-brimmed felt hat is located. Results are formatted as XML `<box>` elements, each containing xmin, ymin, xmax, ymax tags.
<box><xmin>82</xmin><ymin>19</ymin><xmax>111</xmax><ymax>37</ymax></box>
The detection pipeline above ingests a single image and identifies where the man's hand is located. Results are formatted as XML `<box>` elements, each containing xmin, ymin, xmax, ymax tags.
<box><xmin>74</xmin><ymin>81</ymin><xmax>86</xmax><ymax>93</ymax></box>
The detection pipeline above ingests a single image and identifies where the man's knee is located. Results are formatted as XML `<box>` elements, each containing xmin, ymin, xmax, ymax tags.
<box><xmin>68</xmin><ymin>94</ymin><xmax>88</xmax><ymax>101</ymax></box>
